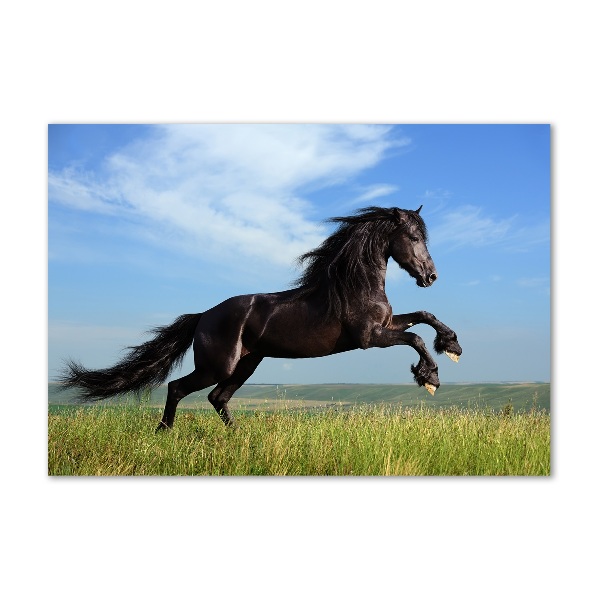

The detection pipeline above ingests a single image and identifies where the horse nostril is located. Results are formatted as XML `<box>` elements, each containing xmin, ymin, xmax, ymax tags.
<box><xmin>429</xmin><ymin>272</ymin><xmax>437</xmax><ymax>284</ymax></box>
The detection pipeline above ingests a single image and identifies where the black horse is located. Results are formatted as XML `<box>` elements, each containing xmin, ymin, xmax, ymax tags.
<box><xmin>60</xmin><ymin>206</ymin><xmax>462</xmax><ymax>430</ymax></box>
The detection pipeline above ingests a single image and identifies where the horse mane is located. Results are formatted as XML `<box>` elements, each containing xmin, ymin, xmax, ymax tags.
<box><xmin>294</xmin><ymin>206</ymin><xmax>427</xmax><ymax>319</ymax></box>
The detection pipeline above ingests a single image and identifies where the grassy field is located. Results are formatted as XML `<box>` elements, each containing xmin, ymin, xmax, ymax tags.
<box><xmin>48</xmin><ymin>403</ymin><xmax>550</xmax><ymax>476</ymax></box>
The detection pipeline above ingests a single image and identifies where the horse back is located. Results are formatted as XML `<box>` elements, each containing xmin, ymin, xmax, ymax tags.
<box><xmin>195</xmin><ymin>290</ymin><xmax>355</xmax><ymax>360</ymax></box>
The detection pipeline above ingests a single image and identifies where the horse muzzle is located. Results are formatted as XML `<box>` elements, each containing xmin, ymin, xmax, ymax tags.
<box><xmin>417</xmin><ymin>271</ymin><xmax>437</xmax><ymax>287</ymax></box>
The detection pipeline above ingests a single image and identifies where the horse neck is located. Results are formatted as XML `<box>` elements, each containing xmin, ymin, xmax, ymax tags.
<box><xmin>366</xmin><ymin>254</ymin><xmax>388</xmax><ymax>294</ymax></box>
<box><xmin>344</xmin><ymin>245</ymin><xmax>389</xmax><ymax>305</ymax></box>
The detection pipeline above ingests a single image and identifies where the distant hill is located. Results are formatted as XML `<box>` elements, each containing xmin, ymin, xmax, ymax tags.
<box><xmin>48</xmin><ymin>382</ymin><xmax>550</xmax><ymax>413</ymax></box>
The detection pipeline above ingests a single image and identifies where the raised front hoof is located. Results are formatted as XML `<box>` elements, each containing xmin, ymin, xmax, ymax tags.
<box><xmin>424</xmin><ymin>383</ymin><xmax>438</xmax><ymax>396</ymax></box>
<box><xmin>444</xmin><ymin>351</ymin><xmax>460</xmax><ymax>363</ymax></box>
<box><xmin>411</xmin><ymin>363</ymin><xmax>440</xmax><ymax>394</ymax></box>
<box><xmin>434</xmin><ymin>333</ymin><xmax>462</xmax><ymax>362</ymax></box>
<box><xmin>155</xmin><ymin>421</ymin><xmax>171</xmax><ymax>433</ymax></box>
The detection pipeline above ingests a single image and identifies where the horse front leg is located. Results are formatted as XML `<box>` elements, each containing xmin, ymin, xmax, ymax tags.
<box><xmin>391</xmin><ymin>311</ymin><xmax>462</xmax><ymax>363</ymax></box>
<box><xmin>367</xmin><ymin>326</ymin><xmax>440</xmax><ymax>395</ymax></box>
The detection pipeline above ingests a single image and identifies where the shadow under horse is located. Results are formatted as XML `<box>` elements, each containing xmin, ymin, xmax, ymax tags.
<box><xmin>60</xmin><ymin>206</ymin><xmax>462</xmax><ymax>430</ymax></box>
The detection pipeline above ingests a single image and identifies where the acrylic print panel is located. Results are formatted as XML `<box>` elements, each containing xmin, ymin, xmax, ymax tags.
<box><xmin>48</xmin><ymin>124</ymin><xmax>550</xmax><ymax>475</ymax></box>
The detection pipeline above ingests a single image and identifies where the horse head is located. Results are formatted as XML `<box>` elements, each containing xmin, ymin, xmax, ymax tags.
<box><xmin>388</xmin><ymin>206</ymin><xmax>437</xmax><ymax>287</ymax></box>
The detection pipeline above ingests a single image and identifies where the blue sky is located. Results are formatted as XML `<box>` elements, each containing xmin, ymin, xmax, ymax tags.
<box><xmin>48</xmin><ymin>124</ymin><xmax>550</xmax><ymax>384</ymax></box>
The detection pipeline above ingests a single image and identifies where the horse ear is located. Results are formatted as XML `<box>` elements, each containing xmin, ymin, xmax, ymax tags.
<box><xmin>415</xmin><ymin>205</ymin><xmax>423</xmax><ymax>214</ymax></box>
<box><xmin>393</xmin><ymin>207</ymin><xmax>408</xmax><ymax>224</ymax></box>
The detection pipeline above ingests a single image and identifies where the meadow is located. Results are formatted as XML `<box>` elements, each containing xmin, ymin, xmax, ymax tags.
<box><xmin>48</xmin><ymin>383</ymin><xmax>550</xmax><ymax>476</ymax></box>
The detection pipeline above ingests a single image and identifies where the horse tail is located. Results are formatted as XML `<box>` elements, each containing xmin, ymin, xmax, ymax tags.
<box><xmin>59</xmin><ymin>313</ymin><xmax>203</xmax><ymax>400</ymax></box>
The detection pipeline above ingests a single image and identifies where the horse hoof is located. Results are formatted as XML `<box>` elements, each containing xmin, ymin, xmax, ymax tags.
<box><xmin>445</xmin><ymin>351</ymin><xmax>460</xmax><ymax>363</ymax></box>
<box><xmin>424</xmin><ymin>383</ymin><xmax>437</xmax><ymax>396</ymax></box>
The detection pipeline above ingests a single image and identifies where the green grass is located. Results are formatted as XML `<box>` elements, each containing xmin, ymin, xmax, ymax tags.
<box><xmin>48</xmin><ymin>404</ymin><xmax>550</xmax><ymax>476</ymax></box>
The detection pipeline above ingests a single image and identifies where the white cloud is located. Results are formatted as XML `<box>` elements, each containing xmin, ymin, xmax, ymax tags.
<box><xmin>517</xmin><ymin>277</ymin><xmax>549</xmax><ymax>288</ymax></box>
<box><xmin>503</xmin><ymin>219</ymin><xmax>550</xmax><ymax>252</ymax></box>
<box><xmin>420</xmin><ymin>189</ymin><xmax>454</xmax><ymax>204</ymax></box>
<box><xmin>429</xmin><ymin>204</ymin><xmax>549</xmax><ymax>252</ymax></box>
<box><xmin>430</xmin><ymin>205</ymin><xmax>514</xmax><ymax>248</ymax></box>
<box><xmin>49</xmin><ymin>124</ymin><xmax>400</xmax><ymax>269</ymax></box>
<box><xmin>351</xmin><ymin>183</ymin><xmax>399</xmax><ymax>204</ymax></box>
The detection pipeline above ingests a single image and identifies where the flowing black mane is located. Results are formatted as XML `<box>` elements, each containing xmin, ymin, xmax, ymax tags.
<box><xmin>294</xmin><ymin>206</ymin><xmax>427</xmax><ymax>318</ymax></box>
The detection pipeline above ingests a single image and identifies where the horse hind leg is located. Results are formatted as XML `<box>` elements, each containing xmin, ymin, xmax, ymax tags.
<box><xmin>156</xmin><ymin>369</ymin><xmax>217</xmax><ymax>432</ymax></box>
<box><xmin>207</xmin><ymin>386</ymin><xmax>236</xmax><ymax>427</ymax></box>
<box><xmin>208</xmin><ymin>353</ymin><xmax>264</xmax><ymax>428</ymax></box>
